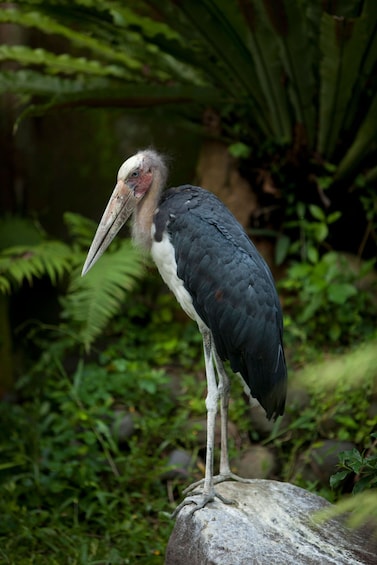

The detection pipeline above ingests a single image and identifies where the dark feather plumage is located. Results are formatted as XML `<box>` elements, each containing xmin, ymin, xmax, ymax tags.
<box><xmin>154</xmin><ymin>185</ymin><xmax>287</xmax><ymax>420</ymax></box>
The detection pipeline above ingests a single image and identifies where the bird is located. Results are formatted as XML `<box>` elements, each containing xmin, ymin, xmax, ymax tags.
<box><xmin>82</xmin><ymin>149</ymin><xmax>287</xmax><ymax>514</ymax></box>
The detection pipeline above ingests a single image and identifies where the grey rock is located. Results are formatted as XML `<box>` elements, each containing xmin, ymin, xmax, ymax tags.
<box><xmin>249</xmin><ymin>403</ymin><xmax>275</xmax><ymax>436</ymax></box>
<box><xmin>286</xmin><ymin>384</ymin><xmax>311</xmax><ymax>411</ymax></box>
<box><xmin>292</xmin><ymin>440</ymin><xmax>357</xmax><ymax>487</ymax></box>
<box><xmin>166</xmin><ymin>480</ymin><xmax>376</xmax><ymax>565</ymax></box>
<box><xmin>160</xmin><ymin>449</ymin><xmax>195</xmax><ymax>481</ymax></box>
<box><xmin>111</xmin><ymin>410</ymin><xmax>135</xmax><ymax>443</ymax></box>
<box><xmin>231</xmin><ymin>446</ymin><xmax>276</xmax><ymax>479</ymax></box>
<box><xmin>309</xmin><ymin>440</ymin><xmax>356</xmax><ymax>484</ymax></box>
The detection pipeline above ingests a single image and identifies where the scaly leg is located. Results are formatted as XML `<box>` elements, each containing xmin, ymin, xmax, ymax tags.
<box><xmin>213</xmin><ymin>349</ymin><xmax>231</xmax><ymax>475</ymax></box>
<box><xmin>172</xmin><ymin>329</ymin><xmax>231</xmax><ymax>517</ymax></box>
<box><xmin>213</xmin><ymin>350</ymin><xmax>254</xmax><ymax>484</ymax></box>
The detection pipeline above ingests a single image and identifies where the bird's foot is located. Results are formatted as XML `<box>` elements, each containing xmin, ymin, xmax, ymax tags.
<box><xmin>183</xmin><ymin>471</ymin><xmax>253</xmax><ymax>495</ymax></box>
<box><xmin>214</xmin><ymin>471</ymin><xmax>255</xmax><ymax>485</ymax></box>
<box><xmin>171</xmin><ymin>489</ymin><xmax>234</xmax><ymax>518</ymax></box>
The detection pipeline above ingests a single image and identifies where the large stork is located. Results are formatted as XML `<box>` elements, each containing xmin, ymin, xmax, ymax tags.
<box><xmin>82</xmin><ymin>149</ymin><xmax>287</xmax><ymax>513</ymax></box>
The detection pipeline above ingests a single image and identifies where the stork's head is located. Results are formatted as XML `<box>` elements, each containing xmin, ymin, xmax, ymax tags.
<box><xmin>82</xmin><ymin>149</ymin><xmax>167</xmax><ymax>275</ymax></box>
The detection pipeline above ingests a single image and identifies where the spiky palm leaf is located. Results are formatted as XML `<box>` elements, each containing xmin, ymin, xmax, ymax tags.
<box><xmin>1</xmin><ymin>0</ymin><xmax>377</xmax><ymax>186</ymax></box>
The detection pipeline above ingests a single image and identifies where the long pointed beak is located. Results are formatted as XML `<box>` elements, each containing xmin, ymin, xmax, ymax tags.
<box><xmin>82</xmin><ymin>180</ymin><xmax>139</xmax><ymax>276</ymax></box>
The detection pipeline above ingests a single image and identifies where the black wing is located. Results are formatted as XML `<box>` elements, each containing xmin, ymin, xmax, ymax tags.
<box><xmin>155</xmin><ymin>185</ymin><xmax>287</xmax><ymax>419</ymax></box>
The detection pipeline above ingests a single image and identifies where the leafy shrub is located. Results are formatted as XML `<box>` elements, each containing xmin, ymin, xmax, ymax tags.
<box><xmin>0</xmin><ymin>342</ymin><xmax>176</xmax><ymax>562</ymax></box>
<box><xmin>279</xmin><ymin>340</ymin><xmax>377</xmax><ymax>496</ymax></box>
<box><xmin>282</xmin><ymin>251</ymin><xmax>376</xmax><ymax>346</ymax></box>
<box><xmin>316</xmin><ymin>433</ymin><xmax>377</xmax><ymax>534</ymax></box>
<box><xmin>279</xmin><ymin>201</ymin><xmax>376</xmax><ymax>349</ymax></box>
<box><xmin>330</xmin><ymin>433</ymin><xmax>377</xmax><ymax>494</ymax></box>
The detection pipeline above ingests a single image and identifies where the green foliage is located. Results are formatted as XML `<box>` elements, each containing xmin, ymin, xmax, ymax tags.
<box><xmin>0</xmin><ymin>213</ymin><xmax>145</xmax><ymax>348</ymax></box>
<box><xmin>280</xmin><ymin>200</ymin><xmax>341</xmax><ymax>264</ymax></box>
<box><xmin>1</xmin><ymin>262</ymin><xmax>376</xmax><ymax>562</ymax></box>
<box><xmin>61</xmin><ymin>246</ymin><xmax>145</xmax><ymax>351</ymax></box>
<box><xmin>281</xmin><ymin>251</ymin><xmax>376</xmax><ymax>345</ymax></box>
<box><xmin>0</xmin><ymin>241</ymin><xmax>72</xmax><ymax>294</ymax></box>
<box><xmin>0</xmin><ymin>349</ymin><xmax>174</xmax><ymax>562</ymax></box>
<box><xmin>330</xmin><ymin>434</ymin><xmax>377</xmax><ymax>494</ymax></box>
<box><xmin>315</xmin><ymin>490</ymin><xmax>377</xmax><ymax>532</ymax></box>
<box><xmin>276</xmin><ymin>341</ymin><xmax>377</xmax><ymax>530</ymax></box>
<box><xmin>0</xmin><ymin>291</ymin><xmax>206</xmax><ymax>563</ymax></box>
<box><xmin>278</xmin><ymin>194</ymin><xmax>376</xmax><ymax>349</ymax></box>
<box><xmin>1</xmin><ymin>0</ymin><xmax>377</xmax><ymax>186</ymax></box>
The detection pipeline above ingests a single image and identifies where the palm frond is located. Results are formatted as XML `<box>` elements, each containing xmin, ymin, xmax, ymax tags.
<box><xmin>2</xmin><ymin>0</ymin><xmax>377</xmax><ymax>185</ymax></box>
<box><xmin>318</xmin><ymin>12</ymin><xmax>372</xmax><ymax>158</ymax></box>
<box><xmin>336</xmin><ymin>96</ymin><xmax>377</xmax><ymax>180</ymax></box>
<box><xmin>0</xmin><ymin>45</ymin><xmax>129</xmax><ymax>78</ymax></box>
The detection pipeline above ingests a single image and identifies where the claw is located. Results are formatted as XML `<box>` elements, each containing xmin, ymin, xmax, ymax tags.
<box><xmin>171</xmin><ymin>488</ymin><xmax>235</xmax><ymax>518</ymax></box>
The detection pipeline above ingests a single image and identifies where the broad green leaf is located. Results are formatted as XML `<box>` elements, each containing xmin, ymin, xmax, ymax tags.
<box><xmin>307</xmin><ymin>246</ymin><xmax>318</xmax><ymax>264</ymax></box>
<box><xmin>327</xmin><ymin>283</ymin><xmax>357</xmax><ymax>304</ymax></box>
<box><xmin>228</xmin><ymin>142</ymin><xmax>251</xmax><ymax>159</ymax></box>
<box><xmin>313</xmin><ymin>223</ymin><xmax>328</xmax><ymax>242</ymax></box>
<box><xmin>329</xmin><ymin>470</ymin><xmax>349</xmax><ymax>489</ymax></box>
<box><xmin>309</xmin><ymin>204</ymin><xmax>326</xmax><ymax>222</ymax></box>
<box><xmin>327</xmin><ymin>211</ymin><xmax>341</xmax><ymax>224</ymax></box>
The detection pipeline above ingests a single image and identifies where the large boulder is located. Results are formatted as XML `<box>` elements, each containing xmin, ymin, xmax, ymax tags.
<box><xmin>166</xmin><ymin>480</ymin><xmax>376</xmax><ymax>565</ymax></box>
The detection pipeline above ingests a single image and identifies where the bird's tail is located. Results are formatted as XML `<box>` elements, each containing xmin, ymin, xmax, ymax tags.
<box><xmin>238</xmin><ymin>345</ymin><xmax>287</xmax><ymax>421</ymax></box>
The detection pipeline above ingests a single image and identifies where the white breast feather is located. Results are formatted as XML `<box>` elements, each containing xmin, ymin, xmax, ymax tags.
<box><xmin>151</xmin><ymin>231</ymin><xmax>202</xmax><ymax>325</ymax></box>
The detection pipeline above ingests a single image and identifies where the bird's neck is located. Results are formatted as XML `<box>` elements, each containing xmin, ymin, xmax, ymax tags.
<box><xmin>132</xmin><ymin>173</ymin><xmax>163</xmax><ymax>250</ymax></box>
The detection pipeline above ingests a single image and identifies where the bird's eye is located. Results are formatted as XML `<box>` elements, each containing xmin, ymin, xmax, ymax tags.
<box><xmin>131</xmin><ymin>170</ymin><xmax>139</xmax><ymax>178</ymax></box>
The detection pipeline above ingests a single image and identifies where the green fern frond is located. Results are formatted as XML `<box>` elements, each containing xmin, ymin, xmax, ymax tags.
<box><xmin>62</xmin><ymin>240</ymin><xmax>145</xmax><ymax>349</ymax></box>
<box><xmin>0</xmin><ymin>241</ymin><xmax>72</xmax><ymax>292</ymax></box>
<box><xmin>64</xmin><ymin>212</ymin><xmax>98</xmax><ymax>249</ymax></box>
<box><xmin>0</xmin><ymin>276</ymin><xmax>11</xmax><ymax>294</ymax></box>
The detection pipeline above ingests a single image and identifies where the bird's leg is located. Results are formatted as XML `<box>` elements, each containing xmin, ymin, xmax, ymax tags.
<box><xmin>213</xmin><ymin>351</ymin><xmax>231</xmax><ymax>476</ymax></box>
<box><xmin>213</xmin><ymin>350</ymin><xmax>255</xmax><ymax>486</ymax></box>
<box><xmin>172</xmin><ymin>329</ymin><xmax>231</xmax><ymax>516</ymax></box>
<box><xmin>200</xmin><ymin>329</ymin><xmax>217</xmax><ymax>498</ymax></box>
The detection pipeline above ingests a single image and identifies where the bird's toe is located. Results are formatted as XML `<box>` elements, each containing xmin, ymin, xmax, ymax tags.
<box><xmin>213</xmin><ymin>471</ymin><xmax>255</xmax><ymax>485</ymax></box>
<box><xmin>171</xmin><ymin>488</ymin><xmax>235</xmax><ymax>518</ymax></box>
